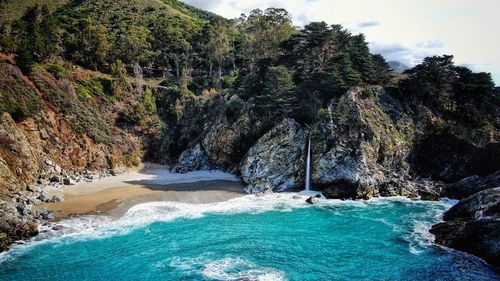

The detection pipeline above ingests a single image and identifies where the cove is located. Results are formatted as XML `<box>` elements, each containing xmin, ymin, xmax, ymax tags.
<box><xmin>0</xmin><ymin>194</ymin><xmax>498</xmax><ymax>281</ymax></box>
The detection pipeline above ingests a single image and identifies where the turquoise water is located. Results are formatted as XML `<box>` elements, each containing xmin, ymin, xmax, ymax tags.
<box><xmin>0</xmin><ymin>194</ymin><xmax>498</xmax><ymax>280</ymax></box>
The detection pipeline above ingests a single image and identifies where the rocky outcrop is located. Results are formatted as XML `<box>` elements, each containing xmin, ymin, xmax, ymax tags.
<box><xmin>444</xmin><ymin>170</ymin><xmax>500</xmax><ymax>199</ymax></box>
<box><xmin>0</xmin><ymin>64</ymin><xmax>143</xmax><ymax>251</ymax></box>
<box><xmin>311</xmin><ymin>87</ymin><xmax>427</xmax><ymax>199</ymax></box>
<box><xmin>410</xmin><ymin>133</ymin><xmax>500</xmax><ymax>182</ymax></box>
<box><xmin>431</xmin><ymin>187</ymin><xmax>500</xmax><ymax>266</ymax></box>
<box><xmin>173</xmin><ymin>144</ymin><xmax>213</xmax><ymax>173</ymax></box>
<box><xmin>240</xmin><ymin>118</ymin><xmax>306</xmax><ymax>192</ymax></box>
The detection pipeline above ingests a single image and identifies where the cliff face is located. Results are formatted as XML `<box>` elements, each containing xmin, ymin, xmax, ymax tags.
<box><xmin>0</xmin><ymin>63</ymin><xmax>145</xmax><ymax>251</ymax></box>
<box><xmin>170</xmin><ymin>86</ymin><xmax>496</xmax><ymax>199</ymax></box>
<box><xmin>0</xmin><ymin>62</ymin><xmax>498</xmax><ymax>252</ymax></box>
<box><xmin>431</xmin><ymin>186</ymin><xmax>500</xmax><ymax>266</ymax></box>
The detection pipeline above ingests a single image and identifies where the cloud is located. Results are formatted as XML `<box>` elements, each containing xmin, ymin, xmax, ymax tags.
<box><xmin>182</xmin><ymin>0</ymin><xmax>500</xmax><ymax>85</ymax></box>
<box><xmin>417</xmin><ymin>40</ymin><xmax>444</xmax><ymax>49</ymax></box>
<box><xmin>357</xmin><ymin>20</ymin><xmax>379</xmax><ymax>28</ymax></box>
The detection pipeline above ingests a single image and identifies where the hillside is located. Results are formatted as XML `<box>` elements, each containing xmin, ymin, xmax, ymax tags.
<box><xmin>0</xmin><ymin>0</ymin><xmax>499</xmax><ymax>264</ymax></box>
<box><xmin>0</xmin><ymin>0</ymin><xmax>217</xmax><ymax>25</ymax></box>
<box><xmin>0</xmin><ymin>0</ymin><xmax>68</xmax><ymax>25</ymax></box>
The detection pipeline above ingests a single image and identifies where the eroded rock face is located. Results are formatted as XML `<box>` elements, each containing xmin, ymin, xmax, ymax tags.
<box><xmin>311</xmin><ymin>88</ymin><xmax>416</xmax><ymax>198</ymax></box>
<box><xmin>240</xmin><ymin>118</ymin><xmax>306</xmax><ymax>192</ymax></box>
<box><xmin>431</xmin><ymin>187</ymin><xmax>500</xmax><ymax>266</ymax></box>
<box><xmin>173</xmin><ymin>144</ymin><xmax>213</xmax><ymax>173</ymax></box>
<box><xmin>202</xmin><ymin>111</ymin><xmax>269</xmax><ymax>170</ymax></box>
<box><xmin>444</xmin><ymin>170</ymin><xmax>500</xmax><ymax>199</ymax></box>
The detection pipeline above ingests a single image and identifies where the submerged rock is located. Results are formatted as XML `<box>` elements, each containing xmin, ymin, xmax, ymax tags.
<box><xmin>430</xmin><ymin>187</ymin><xmax>500</xmax><ymax>266</ymax></box>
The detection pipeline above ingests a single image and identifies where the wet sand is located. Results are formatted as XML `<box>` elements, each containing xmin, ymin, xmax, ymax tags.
<box><xmin>41</xmin><ymin>164</ymin><xmax>245</xmax><ymax>219</ymax></box>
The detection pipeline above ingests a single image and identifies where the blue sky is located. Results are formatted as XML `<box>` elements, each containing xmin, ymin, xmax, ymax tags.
<box><xmin>184</xmin><ymin>0</ymin><xmax>500</xmax><ymax>85</ymax></box>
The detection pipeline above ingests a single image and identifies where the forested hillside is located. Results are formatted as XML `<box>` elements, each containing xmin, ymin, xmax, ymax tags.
<box><xmin>0</xmin><ymin>0</ymin><xmax>499</xmax><ymax>251</ymax></box>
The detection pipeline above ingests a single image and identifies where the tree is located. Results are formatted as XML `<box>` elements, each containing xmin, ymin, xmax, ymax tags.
<box><xmin>143</xmin><ymin>88</ymin><xmax>157</xmax><ymax>113</ymax></box>
<box><xmin>111</xmin><ymin>60</ymin><xmax>129</xmax><ymax>97</ymax></box>
<box><xmin>237</xmin><ymin>8</ymin><xmax>296</xmax><ymax>72</ymax></box>
<box><xmin>205</xmin><ymin>18</ymin><xmax>233</xmax><ymax>87</ymax></box>
<box><xmin>0</xmin><ymin>25</ymin><xmax>16</xmax><ymax>54</ymax></box>
<box><xmin>12</xmin><ymin>4</ymin><xmax>58</xmax><ymax>73</ymax></box>
<box><xmin>117</xmin><ymin>25</ymin><xmax>153</xmax><ymax>65</ymax></box>
<box><xmin>402</xmin><ymin>55</ymin><xmax>457</xmax><ymax>109</ymax></box>
<box><xmin>152</xmin><ymin>16</ymin><xmax>195</xmax><ymax>78</ymax></box>
<box><xmin>254</xmin><ymin>66</ymin><xmax>295</xmax><ymax>118</ymax></box>
<box><xmin>71</xmin><ymin>19</ymin><xmax>110</xmax><ymax>70</ymax></box>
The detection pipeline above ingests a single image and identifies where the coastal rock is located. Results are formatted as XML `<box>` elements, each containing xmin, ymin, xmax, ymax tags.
<box><xmin>174</xmin><ymin>144</ymin><xmax>213</xmax><ymax>173</ymax></box>
<box><xmin>50</xmin><ymin>195</ymin><xmax>63</xmax><ymax>203</ymax></box>
<box><xmin>430</xmin><ymin>187</ymin><xmax>500</xmax><ymax>266</ymax></box>
<box><xmin>63</xmin><ymin>178</ymin><xmax>75</xmax><ymax>185</ymax></box>
<box><xmin>444</xmin><ymin>170</ymin><xmax>500</xmax><ymax>199</ymax></box>
<box><xmin>306</xmin><ymin>196</ymin><xmax>318</xmax><ymax>204</ymax></box>
<box><xmin>240</xmin><ymin>118</ymin><xmax>306</xmax><ymax>192</ymax></box>
<box><xmin>312</xmin><ymin>88</ymin><xmax>414</xmax><ymax>199</ymax></box>
<box><xmin>409</xmin><ymin>133</ymin><xmax>500</xmax><ymax>182</ymax></box>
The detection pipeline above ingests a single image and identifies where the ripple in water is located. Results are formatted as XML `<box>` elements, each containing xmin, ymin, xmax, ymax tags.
<box><xmin>0</xmin><ymin>194</ymin><xmax>498</xmax><ymax>281</ymax></box>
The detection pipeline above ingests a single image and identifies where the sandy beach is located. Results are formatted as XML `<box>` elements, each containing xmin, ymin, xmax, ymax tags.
<box><xmin>40</xmin><ymin>164</ymin><xmax>245</xmax><ymax>219</ymax></box>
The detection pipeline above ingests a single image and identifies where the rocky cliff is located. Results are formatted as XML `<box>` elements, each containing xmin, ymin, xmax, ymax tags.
<box><xmin>170</xmin><ymin>87</ymin><xmax>452</xmax><ymax>199</ymax></box>
<box><xmin>0</xmin><ymin>62</ymin><xmax>147</xmax><ymax>251</ymax></box>
<box><xmin>431</xmin><ymin>187</ymin><xmax>500</xmax><ymax>266</ymax></box>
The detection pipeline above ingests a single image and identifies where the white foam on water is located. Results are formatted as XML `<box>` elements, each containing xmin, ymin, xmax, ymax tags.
<box><xmin>203</xmin><ymin>257</ymin><xmax>287</xmax><ymax>281</ymax></box>
<box><xmin>0</xmin><ymin>193</ymin><xmax>456</xmax><ymax>264</ymax></box>
<box><xmin>167</xmin><ymin>256</ymin><xmax>287</xmax><ymax>281</ymax></box>
<box><xmin>402</xmin><ymin>199</ymin><xmax>455</xmax><ymax>255</ymax></box>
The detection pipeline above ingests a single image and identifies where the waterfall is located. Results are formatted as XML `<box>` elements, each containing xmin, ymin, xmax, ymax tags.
<box><xmin>305</xmin><ymin>137</ymin><xmax>311</xmax><ymax>191</ymax></box>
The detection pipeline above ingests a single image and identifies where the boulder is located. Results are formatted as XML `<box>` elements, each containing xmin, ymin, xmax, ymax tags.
<box><xmin>50</xmin><ymin>195</ymin><xmax>63</xmax><ymax>203</ymax></box>
<box><xmin>63</xmin><ymin>178</ymin><xmax>75</xmax><ymax>185</ymax></box>
<box><xmin>430</xmin><ymin>187</ymin><xmax>500</xmax><ymax>266</ymax></box>
<box><xmin>240</xmin><ymin>118</ymin><xmax>306</xmax><ymax>192</ymax></box>
<box><xmin>50</xmin><ymin>175</ymin><xmax>62</xmax><ymax>183</ymax></box>
<box><xmin>444</xmin><ymin>170</ymin><xmax>500</xmax><ymax>199</ymax></box>
<box><xmin>37</xmin><ymin>191</ymin><xmax>49</xmax><ymax>202</ymax></box>
<box><xmin>174</xmin><ymin>144</ymin><xmax>213</xmax><ymax>173</ymax></box>
<box><xmin>306</xmin><ymin>196</ymin><xmax>318</xmax><ymax>204</ymax></box>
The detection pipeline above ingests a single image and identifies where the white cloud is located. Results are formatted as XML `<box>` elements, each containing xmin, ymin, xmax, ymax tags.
<box><xmin>183</xmin><ymin>0</ymin><xmax>500</xmax><ymax>84</ymax></box>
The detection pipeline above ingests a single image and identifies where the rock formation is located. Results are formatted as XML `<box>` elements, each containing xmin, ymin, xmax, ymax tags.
<box><xmin>240</xmin><ymin>118</ymin><xmax>306</xmax><ymax>192</ymax></box>
<box><xmin>431</xmin><ymin>187</ymin><xmax>500</xmax><ymax>266</ymax></box>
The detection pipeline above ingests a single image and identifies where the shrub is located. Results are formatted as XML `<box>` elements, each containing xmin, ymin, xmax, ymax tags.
<box><xmin>143</xmin><ymin>88</ymin><xmax>157</xmax><ymax>113</ymax></box>
<box><xmin>0</xmin><ymin>65</ymin><xmax>43</xmax><ymax>121</ymax></box>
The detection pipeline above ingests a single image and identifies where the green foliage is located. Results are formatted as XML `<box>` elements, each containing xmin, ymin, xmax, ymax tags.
<box><xmin>44</xmin><ymin>63</ymin><xmax>70</xmax><ymax>79</ymax></box>
<box><xmin>117</xmin><ymin>25</ymin><xmax>153</xmax><ymax>65</ymax></box>
<box><xmin>76</xmin><ymin>79</ymin><xmax>106</xmax><ymax>99</ymax></box>
<box><xmin>143</xmin><ymin>88</ymin><xmax>157</xmax><ymax>113</ymax></box>
<box><xmin>111</xmin><ymin>60</ymin><xmax>129</xmax><ymax>97</ymax></box>
<box><xmin>0</xmin><ymin>65</ymin><xmax>43</xmax><ymax>121</ymax></box>
<box><xmin>151</xmin><ymin>15</ymin><xmax>196</xmax><ymax>77</ymax></box>
<box><xmin>12</xmin><ymin>4</ymin><xmax>59</xmax><ymax>73</ymax></box>
<box><xmin>400</xmin><ymin>55</ymin><xmax>498</xmax><ymax>143</ymax></box>
<box><xmin>204</xmin><ymin>18</ymin><xmax>234</xmax><ymax>86</ymax></box>
<box><xmin>237</xmin><ymin>8</ymin><xmax>297</xmax><ymax>71</ymax></box>
<box><xmin>254</xmin><ymin>66</ymin><xmax>295</xmax><ymax>118</ymax></box>
<box><xmin>67</xmin><ymin>19</ymin><xmax>110</xmax><ymax>70</ymax></box>
<box><xmin>0</xmin><ymin>25</ymin><xmax>16</xmax><ymax>53</ymax></box>
<box><xmin>318</xmin><ymin>108</ymin><xmax>331</xmax><ymax>120</ymax></box>
<box><xmin>122</xmin><ymin>148</ymin><xmax>142</xmax><ymax>167</ymax></box>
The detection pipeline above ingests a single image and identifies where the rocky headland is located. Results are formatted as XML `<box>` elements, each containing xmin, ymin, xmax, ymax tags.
<box><xmin>0</xmin><ymin>0</ymin><xmax>499</xmax><ymax>268</ymax></box>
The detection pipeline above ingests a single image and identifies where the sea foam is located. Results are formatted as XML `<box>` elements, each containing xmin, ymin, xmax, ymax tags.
<box><xmin>0</xmin><ymin>193</ymin><xmax>455</xmax><ymax>264</ymax></box>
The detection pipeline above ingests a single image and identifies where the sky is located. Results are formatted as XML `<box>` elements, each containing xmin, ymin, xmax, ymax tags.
<box><xmin>184</xmin><ymin>0</ymin><xmax>500</xmax><ymax>85</ymax></box>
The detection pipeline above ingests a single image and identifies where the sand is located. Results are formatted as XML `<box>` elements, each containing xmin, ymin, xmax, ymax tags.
<box><xmin>40</xmin><ymin>164</ymin><xmax>245</xmax><ymax>219</ymax></box>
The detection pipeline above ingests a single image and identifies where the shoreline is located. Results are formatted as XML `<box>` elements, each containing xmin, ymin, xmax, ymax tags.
<box><xmin>39</xmin><ymin>164</ymin><xmax>245</xmax><ymax>220</ymax></box>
